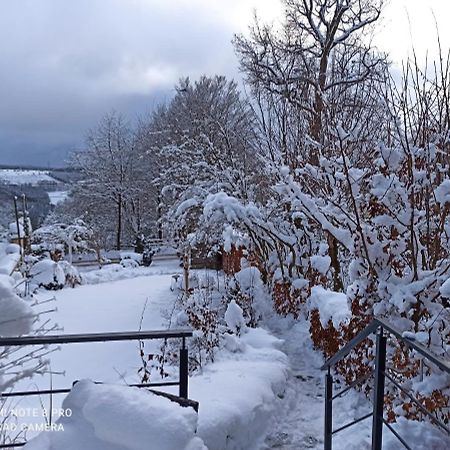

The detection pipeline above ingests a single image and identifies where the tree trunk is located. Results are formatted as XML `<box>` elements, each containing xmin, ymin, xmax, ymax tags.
<box><xmin>117</xmin><ymin>193</ymin><xmax>122</xmax><ymax>250</ymax></box>
<box><xmin>328</xmin><ymin>234</ymin><xmax>343</xmax><ymax>292</ymax></box>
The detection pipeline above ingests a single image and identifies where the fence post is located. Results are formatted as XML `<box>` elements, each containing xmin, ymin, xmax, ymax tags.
<box><xmin>324</xmin><ymin>369</ymin><xmax>333</xmax><ymax>450</ymax></box>
<box><xmin>371</xmin><ymin>330</ymin><xmax>387</xmax><ymax>450</ymax></box>
<box><xmin>179</xmin><ymin>337</ymin><xmax>189</xmax><ymax>399</ymax></box>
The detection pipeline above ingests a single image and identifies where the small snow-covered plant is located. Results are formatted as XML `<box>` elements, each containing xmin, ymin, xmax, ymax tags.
<box><xmin>224</xmin><ymin>300</ymin><xmax>246</xmax><ymax>336</ymax></box>
<box><xmin>184</xmin><ymin>284</ymin><xmax>221</xmax><ymax>370</ymax></box>
<box><xmin>224</xmin><ymin>265</ymin><xmax>269</xmax><ymax>327</ymax></box>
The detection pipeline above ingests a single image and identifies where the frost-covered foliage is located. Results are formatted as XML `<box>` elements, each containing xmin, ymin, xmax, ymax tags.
<box><xmin>140</xmin><ymin>267</ymin><xmax>270</xmax><ymax>377</ymax></box>
<box><xmin>183</xmin><ymin>0</ymin><xmax>450</xmax><ymax>428</ymax></box>
<box><xmin>32</xmin><ymin>220</ymin><xmax>94</xmax><ymax>261</ymax></box>
<box><xmin>145</xmin><ymin>76</ymin><xmax>262</xmax><ymax>245</ymax></box>
<box><xmin>28</xmin><ymin>259</ymin><xmax>81</xmax><ymax>291</ymax></box>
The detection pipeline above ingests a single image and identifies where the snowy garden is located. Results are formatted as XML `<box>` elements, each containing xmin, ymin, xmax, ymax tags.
<box><xmin>1</xmin><ymin>0</ymin><xmax>450</xmax><ymax>449</ymax></box>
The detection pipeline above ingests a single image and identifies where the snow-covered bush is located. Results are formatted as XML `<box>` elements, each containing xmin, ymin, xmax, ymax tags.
<box><xmin>28</xmin><ymin>259</ymin><xmax>80</xmax><ymax>291</ymax></box>
<box><xmin>31</xmin><ymin>220</ymin><xmax>94</xmax><ymax>262</ymax></box>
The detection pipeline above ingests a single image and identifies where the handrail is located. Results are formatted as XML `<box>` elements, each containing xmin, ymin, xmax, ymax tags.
<box><xmin>0</xmin><ymin>328</ymin><xmax>194</xmax><ymax>448</ymax></box>
<box><xmin>321</xmin><ymin>317</ymin><xmax>450</xmax><ymax>450</ymax></box>
<box><xmin>0</xmin><ymin>329</ymin><xmax>193</xmax><ymax>347</ymax></box>
<box><xmin>321</xmin><ymin>318</ymin><xmax>450</xmax><ymax>374</ymax></box>
<box><xmin>321</xmin><ymin>320</ymin><xmax>379</xmax><ymax>370</ymax></box>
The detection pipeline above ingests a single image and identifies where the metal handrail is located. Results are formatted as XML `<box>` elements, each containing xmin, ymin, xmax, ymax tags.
<box><xmin>0</xmin><ymin>329</ymin><xmax>193</xmax><ymax>347</ymax></box>
<box><xmin>321</xmin><ymin>317</ymin><xmax>450</xmax><ymax>450</ymax></box>
<box><xmin>0</xmin><ymin>328</ymin><xmax>193</xmax><ymax>448</ymax></box>
<box><xmin>321</xmin><ymin>318</ymin><xmax>450</xmax><ymax>374</ymax></box>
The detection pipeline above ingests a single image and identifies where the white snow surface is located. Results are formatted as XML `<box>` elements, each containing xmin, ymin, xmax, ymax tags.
<box><xmin>224</xmin><ymin>300</ymin><xmax>246</xmax><ymax>334</ymax></box>
<box><xmin>0</xmin><ymin>169</ymin><xmax>57</xmax><ymax>186</ymax></box>
<box><xmin>192</xmin><ymin>327</ymin><xmax>288</xmax><ymax>450</ymax></box>
<box><xmin>10</xmin><ymin>261</ymin><xmax>289</xmax><ymax>450</ymax></box>
<box><xmin>24</xmin><ymin>380</ymin><xmax>206</xmax><ymax>450</ymax></box>
<box><xmin>0</xmin><ymin>274</ymin><xmax>33</xmax><ymax>338</ymax></box>
<box><xmin>47</xmin><ymin>191</ymin><xmax>68</xmax><ymax>205</ymax></box>
<box><xmin>308</xmin><ymin>286</ymin><xmax>350</xmax><ymax>328</ymax></box>
<box><xmin>29</xmin><ymin>259</ymin><xmax>66</xmax><ymax>289</ymax></box>
<box><xmin>0</xmin><ymin>242</ymin><xmax>21</xmax><ymax>275</ymax></box>
<box><xmin>310</xmin><ymin>255</ymin><xmax>331</xmax><ymax>275</ymax></box>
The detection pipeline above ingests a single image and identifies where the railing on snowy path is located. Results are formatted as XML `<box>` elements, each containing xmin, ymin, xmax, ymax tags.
<box><xmin>321</xmin><ymin>318</ymin><xmax>450</xmax><ymax>450</ymax></box>
<box><xmin>0</xmin><ymin>328</ymin><xmax>193</xmax><ymax>448</ymax></box>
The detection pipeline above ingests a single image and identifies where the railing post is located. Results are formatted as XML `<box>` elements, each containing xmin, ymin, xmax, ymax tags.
<box><xmin>325</xmin><ymin>368</ymin><xmax>333</xmax><ymax>450</ymax></box>
<box><xmin>371</xmin><ymin>330</ymin><xmax>387</xmax><ymax>450</ymax></box>
<box><xmin>179</xmin><ymin>337</ymin><xmax>189</xmax><ymax>399</ymax></box>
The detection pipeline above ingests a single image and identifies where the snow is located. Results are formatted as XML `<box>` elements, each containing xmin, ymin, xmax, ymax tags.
<box><xmin>224</xmin><ymin>300</ymin><xmax>246</xmax><ymax>334</ymax></box>
<box><xmin>24</xmin><ymin>380</ymin><xmax>206</xmax><ymax>450</ymax></box>
<box><xmin>79</xmin><ymin>259</ymin><xmax>181</xmax><ymax>284</ymax></box>
<box><xmin>5</xmin><ymin>260</ymin><xmax>291</xmax><ymax>450</ymax></box>
<box><xmin>0</xmin><ymin>274</ymin><xmax>33</xmax><ymax>338</ymax></box>
<box><xmin>262</xmin><ymin>315</ymin><xmax>450</xmax><ymax>450</ymax></box>
<box><xmin>310</xmin><ymin>255</ymin><xmax>331</xmax><ymax>274</ymax></box>
<box><xmin>0</xmin><ymin>169</ymin><xmax>57</xmax><ymax>186</ymax></box>
<box><xmin>0</xmin><ymin>242</ymin><xmax>21</xmax><ymax>275</ymax></box>
<box><xmin>308</xmin><ymin>286</ymin><xmax>350</xmax><ymax>328</ymax></box>
<box><xmin>434</xmin><ymin>179</ymin><xmax>450</xmax><ymax>205</ymax></box>
<box><xmin>47</xmin><ymin>191</ymin><xmax>68</xmax><ymax>206</ymax></box>
<box><xmin>439</xmin><ymin>276</ymin><xmax>450</xmax><ymax>298</ymax></box>
<box><xmin>191</xmin><ymin>327</ymin><xmax>289</xmax><ymax>450</ymax></box>
<box><xmin>29</xmin><ymin>259</ymin><xmax>66</xmax><ymax>290</ymax></box>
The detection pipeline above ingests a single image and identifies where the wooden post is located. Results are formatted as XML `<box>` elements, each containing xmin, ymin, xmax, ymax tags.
<box><xmin>13</xmin><ymin>196</ymin><xmax>23</xmax><ymax>257</ymax></box>
<box><xmin>183</xmin><ymin>246</ymin><xmax>190</xmax><ymax>294</ymax></box>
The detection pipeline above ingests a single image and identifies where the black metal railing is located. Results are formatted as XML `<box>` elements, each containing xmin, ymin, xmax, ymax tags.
<box><xmin>321</xmin><ymin>318</ymin><xmax>450</xmax><ymax>450</ymax></box>
<box><xmin>0</xmin><ymin>328</ymin><xmax>193</xmax><ymax>448</ymax></box>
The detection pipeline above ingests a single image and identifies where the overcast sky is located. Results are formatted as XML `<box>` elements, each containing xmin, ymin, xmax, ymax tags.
<box><xmin>0</xmin><ymin>0</ymin><xmax>449</xmax><ymax>167</ymax></box>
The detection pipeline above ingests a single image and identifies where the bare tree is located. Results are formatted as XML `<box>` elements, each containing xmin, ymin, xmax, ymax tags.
<box><xmin>72</xmin><ymin>112</ymin><xmax>143</xmax><ymax>250</ymax></box>
<box><xmin>235</xmin><ymin>0</ymin><xmax>386</xmax><ymax>161</ymax></box>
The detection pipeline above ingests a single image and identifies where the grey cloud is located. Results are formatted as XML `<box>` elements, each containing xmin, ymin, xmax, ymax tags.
<box><xmin>0</xmin><ymin>0</ymin><xmax>247</xmax><ymax>166</ymax></box>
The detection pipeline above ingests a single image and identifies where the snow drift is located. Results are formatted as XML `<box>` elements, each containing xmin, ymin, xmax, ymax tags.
<box><xmin>24</xmin><ymin>380</ymin><xmax>207</xmax><ymax>450</ymax></box>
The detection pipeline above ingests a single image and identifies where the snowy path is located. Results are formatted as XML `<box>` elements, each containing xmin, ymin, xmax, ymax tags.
<box><xmin>263</xmin><ymin>318</ymin><xmax>373</xmax><ymax>450</ymax></box>
<box><xmin>263</xmin><ymin>319</ymin><xmax>325</xmax><ymax>450</ymax></box>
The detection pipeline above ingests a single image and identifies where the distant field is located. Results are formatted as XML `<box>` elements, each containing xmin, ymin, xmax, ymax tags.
<box><xmin>0</xmin><ymin>169</ymin><xmax>59</xmax><ymax>186</ymax></box>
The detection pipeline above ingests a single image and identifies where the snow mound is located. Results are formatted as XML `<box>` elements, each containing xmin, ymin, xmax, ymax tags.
<box><xmin>24</xmin><ymin>380</ymin><xmax>206</xmax><ymax>450</ymax></box>
<box><xmin>192</xmin><ymin>327</ymin><xmax>289</xmax><ymax>450</ymax></box>
<box><xmin>308</xmin><ymin>286</ymin><xmax>350</xmax><ymax>328</ymax></box>
<box><xmin>0</xmin><ymin>243</ymin><xmax>21</xmax><ymax>275</ymax></box>
<box><xmin>0</xmin><ymin>274</ymin><xmax>33</xmax><ymax>337</ymax></box>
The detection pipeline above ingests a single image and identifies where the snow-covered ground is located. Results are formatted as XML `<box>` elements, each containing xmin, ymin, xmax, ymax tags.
<box><xmin>0</xmin><ymin>169</ymin><xmax>57</xmax><ymax>186</ymax></box>
<box><xmin>47</xmin><ymin>191</ymin><xmax>68</xmax><ymax>206</ymax></box>
<box><xmin>0</xmin><ymin>260</ymin><xmax>288</xmax><ymax>449</ymax></box>
<box><xmin>3</xmin><ymin>259</ymin><xmax>447</xmax><ymax>449</ymax></box>
<box><xmin>0</xmin><ymin>242</ymin><xmax>21</xmax><ymax>275</ymax></box>
<box><xmin>263</xmin><ymin>317</ymin><xmax>450</xmax><ymax>450</ymax></box>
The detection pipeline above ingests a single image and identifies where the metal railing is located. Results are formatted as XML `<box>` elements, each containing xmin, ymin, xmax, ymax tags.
<box><xmin>321</xmin><ymin>318</ymin><xmax>450</xmax><ymax>450</ymax></box>
<box><xmin>0</xmin><ymin>328</ymin><xmax>193</xmax><ymax>448</ymax></box>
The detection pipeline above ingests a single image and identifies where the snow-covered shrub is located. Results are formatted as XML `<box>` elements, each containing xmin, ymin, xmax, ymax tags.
<box><xmin>29</xmin><ymin>259</ymin><xmax>65</xmax><ymax>290</ymax></box>
<box><xmin>32</xmin><ymin>220</ymin><xmax>94</xmax><ymax>262</ymax></box>
<box><xmin>224</xmin><ymin>300</ymin><xmax>246</xmax><ymax>336</ymax></box>
<box><xmin>225</xmin><ymin>266</ymin><xmax>269</xmax><ymax>327</ymax></box>
<box><xmin>185</xmin><ymin>285</ymin><xmax>222</xmax><ymax>370</ymax></box>
<box><xmin>28</xmin><ymin>259</ymin><xmax>80</xmax><ymax>290</ymax></box>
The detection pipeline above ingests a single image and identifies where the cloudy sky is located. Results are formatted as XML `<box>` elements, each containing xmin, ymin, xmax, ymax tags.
<box><xmin>0</xmin><ymin>0</ymin><xmax>449</xmax><ymax>167</ymax></box>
